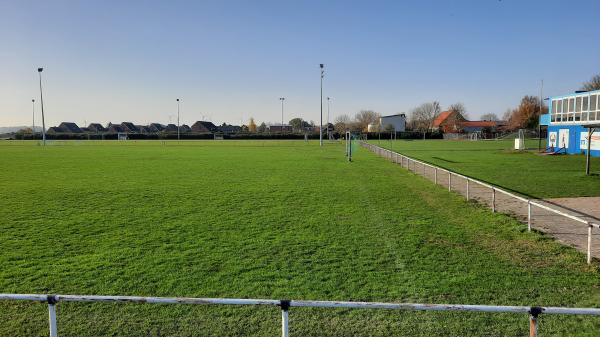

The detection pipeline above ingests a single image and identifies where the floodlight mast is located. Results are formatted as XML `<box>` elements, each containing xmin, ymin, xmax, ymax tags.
<box><xmin>177</xmin><ymin>98</ymin><xmax>180</xmax><ymax>140</ymax></box>
<box><xmin>37</xmin><ymin>68</ymin><xmax>46</xmax><ymax>146</ymax></box>
<box><xmin>31</xmin><ymin>99</ymin><xmax>35</xmax><ymax>140</ymax></box>
<box><xmin>320</xmin><ymin>64</ymin><xmax>324</xmax><ymax>147</ymax></box>
<box><xmin>327</xmin><ymin>97</ymin><xmax>331</xmax><ymax>140</ymax></box>
<box><xmin>279</xmin><ymin>97</ymin><xmax>285</xmax><ymax>133</ymax></box>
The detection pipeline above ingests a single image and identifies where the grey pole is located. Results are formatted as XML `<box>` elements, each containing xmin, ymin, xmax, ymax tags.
<box><xmin>327</xmin><ymin>97</ymin><xmax>331</xmax><ymax>140</ymax></box>
<box><xmin>586</xmin><ymin>127</ymin><xmax>593</xmax><ymax>175</ymax></box>
<box><xmin>31</xmin><ymin>99</ymin><xmax>35</xmax><ymax>140</ymax></box>
<box><xmin>320</xmin><ymin>64</ymin><xmax>324</xmax><ymax>147</ymax></box>
<box><xmin>37</xmin><ymin>68</ymin><xmax>46</xmax><ymax>146</ymax></box>
<box><xmin>177</xmin><ymin>99</ymin><xmax>180</xmax><ymax>140</ymax></box>
<box><xmin>280</xmin><ymin>97</ymin><xmax>285</xmax><ymax>133</ymax></box>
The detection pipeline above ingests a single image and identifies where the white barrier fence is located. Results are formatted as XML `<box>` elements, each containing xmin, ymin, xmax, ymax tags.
<box><xmin>1</xmin><ymin>293</ymin><xmax>600</xmax><ymax>337</ymax></box>
<box><xmin>361</xmin><ymin>142</ymin><xmax>600</xmax><ymax>264</ymax></box>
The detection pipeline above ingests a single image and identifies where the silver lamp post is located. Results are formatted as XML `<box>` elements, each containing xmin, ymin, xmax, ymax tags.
<box><xmin>31</xmin><ymin>99</ymin><xmax>35</xmax><ymax>140</ymax></box>
<box><xmin>279</xmin><ymin>97</ymin><xmax>285</xmax><ymax>133</ymax></box>
<box><xmin>37</xmin><ymin>68</ymin><xmax>46</xmax><ymax>146</ymax></box>
<box><xmin>320</xmin><ymin>64</ymin><xmax>324</xmax><ymax>146</ymax></box>
<box><xmin>176</xmin><ymin>98</ymin><xmax>180</xmax><ymax>140</ymax></box>
<box><xmin>327</xmin><ymin>96</ymin><xmax>331</xmax><ymax>140</ymax></box>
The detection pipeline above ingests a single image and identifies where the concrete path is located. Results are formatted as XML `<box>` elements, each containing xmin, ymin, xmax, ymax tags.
<box><xmin>368</xmin><ymin>145</ymin><xmax>600</xmax><ymax>260</ymax></box>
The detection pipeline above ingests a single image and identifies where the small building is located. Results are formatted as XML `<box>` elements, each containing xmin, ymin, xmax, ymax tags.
<box><xmin>180</xmin><ymin>124</ymin><xmax>192</xmax><ymax>132</ymax></box>
<box><xmin>164</xmin><ymin>124</ymin><xmax>179</xmax><ymax>133</ymax></box>
<box><xmin>543</xmin><ymin>90</ymin><xmax>600</xmax><ymax>156</ymax></box>
<box><xmin>58</xmin><ymin>122</ymin><xmax>83</xmax><ymax>133</ymax></box>
<box><xmin>268</xmin><ymin>124</ymin><xmax>293</xmax><ymax>133</ymax></box>
<box><xmin>218</xmin><ymin>124</ymin><xmax>241</xmax><ymax>133</ymax></box>
<box><xmin>432</xmin><ymin>111</ymin><xmax>466</xmax><ymax>133</ymax></box>
<box><xmin>120</xmin><ymin>122</ymin><xmax>139</xmax><ymax>133</ymax></box>
<box><xmin>379</xmin><ymin>114</ymin><xmax>406</xmax><ymax>132</ymax></box>
<box><xmin>108</xmin><ymin>124</ymin><xmax>125</xmax><ymax>133</ymax></box>
<box><xmin>46</xmin><ymin>126</ymin><xmax>62</xmax><ymax>134</ymax></box>
<box><xmin>192</xmin><ymin>121</ymin><xmax>218</xmax><ymax>133</ymax></box>
<box><xmin>88</xmin><ymin>123</ymin><xmax>107</xmax><ymax>133</ymax></box>
<box><xmin>148</xmin><ymin>123</ymin><xmax>166</xmax><ymax>132</ymax></box>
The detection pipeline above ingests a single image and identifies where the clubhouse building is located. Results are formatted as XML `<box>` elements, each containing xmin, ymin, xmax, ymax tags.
<box><xmin>542</xmin><ymin>89</ymin><xmax>600</xmax><ymax>157</ymax></box>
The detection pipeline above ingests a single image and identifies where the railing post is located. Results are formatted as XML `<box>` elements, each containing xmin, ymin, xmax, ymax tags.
<box><xmin>492</xmin><ymin>188</ymin><xmax>496</xmax><ymax>213</ymax></box>
<box><xmin>48</xmin><ymin>295</ymin><xmax>58</xmax><ymax>337</ymax></box>
<box><xmin>527</xmin><ymin>201</ymin><xmax>532</xmax><ymax>232</ymax></box>
<box><xmin>422</xmin><ymin>163</ymin><xmax>425</xmax><ymax>175</ymax></box>
<box><xmin>280</xmin><ymin>300</ymin><xmax>290</xmax><ymax>337</ymax></box>
<box><xmin>434</xmin><ymin>168</ymin><xmax>437</xmax><ymax>184</ymax></box>
<box><xmin>466</xmin><ymin>179</ymin><xmax>470</xmax><ymax>200</ymax></box>
<box><xmin>448</xmin><ymin>172</ymin><xmax>452</xmax><ymax>191</ymax></box>
<box><xmin>529</xmin><ymin>307</ymin><xmax>541</xmax><ymax>337</ymax></box>
<box><xmin>588</xmin><ymin>225</ymin><xmax>593</xmax><ymax>265</ymax></box>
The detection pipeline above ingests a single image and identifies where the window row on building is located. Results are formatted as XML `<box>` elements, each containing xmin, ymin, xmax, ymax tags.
<box><xmin>551</xmin><ymin>92</ymin><xmax>600</xmax><ymax>123</ymax></box>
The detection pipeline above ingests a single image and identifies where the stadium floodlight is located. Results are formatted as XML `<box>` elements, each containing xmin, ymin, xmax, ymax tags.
<box><xmin>279</xmin><ymin>97</ymin><xmax>285</xmax><ymax>133</ymax></box>
<box><xmin>177</xmin><ymin>98</ymin><xmax>180</xmax><ymax>140</ymax></box>
<box><xmin>320</xmin><ymin>64</ymin><xmax>324</xmax><ymax>147</ymax></box>
<box><xmin>37</xmin><ymin>68</ymin><xmax>46</xmax><ymax>146</ymax></box>
<box><xmin>31</xmin><ymin>99</ymin><xmax>35</xmax><ymax>140</ymax></box>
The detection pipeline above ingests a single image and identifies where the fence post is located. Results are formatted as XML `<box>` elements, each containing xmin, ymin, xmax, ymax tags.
<box><xmin>492</xmin><ymin>188</ymin><xmax>496</xmax><ymax>213</ymax></box>
<box><xmin>281</xmin><ymin>300</ymin><xmax>290</xmax><ymax>337</ymax></box>
<box><xmin>448</xmin><ymin>172</ymin><xmax>452</xmax><ymax>191</ymax></box>
<box><xmin>48</xmin><ymin>295</ymin><xmax>58</xmax><ymax>337</ymax></box>
<box><xmin>434</xmin><ymin>168</ymin><xmax>437</xmax><ymax>184</ymax></box>
<box><xmin>466</xmin><ymin>179</ymin><xmax>470</xmax><ymax>199</ymax></box>
<box><xmin>588</xmin><ymin>225</ymin><xmax>593</xmax><ymax>265</ymax></box>
<box><xmin>527</xmin><ymin>201</ymin><xmax>532</xmax><ymax>232</ymax></box>
<box><xmin>529</xmin><ymin>307</ymin><xmax>541</xmax><ymax>337</ymax></box>
<box><xmin>422</xmin><ymin>163</ymin><xmax>425</xmax><ymax>176</ymax></box>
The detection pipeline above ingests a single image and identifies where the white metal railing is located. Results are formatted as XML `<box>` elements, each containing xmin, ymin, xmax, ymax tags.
<box><xmin>1</xmin><ymin>293</ymin><xmax>600</xmax><ymax>337</ymax></box>
<box><xmin>361</xmin><ymin>142</ymin><xmax>600</xmax><ymax>264</ymax></box>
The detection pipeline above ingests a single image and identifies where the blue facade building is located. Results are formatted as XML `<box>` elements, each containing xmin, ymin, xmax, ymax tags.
<box><xmin>541</xmin><ymin>89</ymin><xmax>600</xmax><ymax>157</ymax></box>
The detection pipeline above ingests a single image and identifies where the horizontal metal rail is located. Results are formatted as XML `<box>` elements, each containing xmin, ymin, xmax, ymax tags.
<box><xmin>1</xmin><ymin>293</ymin><xmax>600</xmax><ymax>337</ymax></box>
<box><xmin>361</xmin><ymin>142</ymin><xmax>599</xmax><ymax>264</ymax></box>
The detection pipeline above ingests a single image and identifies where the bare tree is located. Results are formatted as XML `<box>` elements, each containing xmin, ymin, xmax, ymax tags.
<box><xmin>354</xmin><ymin>110</ymin><xmax>380</xmax><ymax>132</ymax></box>
<box><xmin>448</xmin><ymin>102</ymin><xmax>468</xmax><ymax>119</ymax></box>
<box><xmin>581</xmin><ymin>74</ymin><xmax>600</xmax><ymax>91</ymax></box>
<box><xmin>334</xmin><ymin>114</ymin><xmax>351</xmax><ymax>133</ymax></box>
<box><xmin>480</xmin><ymin>113</ymin><xmax>499</xmax><ymax>121</ymax></box>
<box><xmin>501</xmin><ymin>108</ymin><xmax>512</xmax><ymax>122</ymax></box>
<box><xmin>410</xmin><ymin>101</ymin><xmax>441</xmax><ymax>135</ymax></box>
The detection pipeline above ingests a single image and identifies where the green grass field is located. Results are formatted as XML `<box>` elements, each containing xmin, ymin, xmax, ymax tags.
<box><xmin>0</xmin><ymin>140</ymin><xmax>599</xmax><ymax>336</ymax></box>
<box><xmin>370</xmin><ymin>138</ymin><xmax>600</xmax><ymax>199</ymax></box>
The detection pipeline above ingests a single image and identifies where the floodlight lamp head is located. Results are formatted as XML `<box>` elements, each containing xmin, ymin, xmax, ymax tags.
<box><xmin>320</xmin><ymin>64</ymin><xmax>324</xmax><ymax>68</ymax></box>
<box><xmin>32</xmin><ymin>99</ymin><xmax>35</xmax><ymax>102</ymax></box>
<box><xmin>176</xmin><ymin>98</ymin><xmax>180</xmax><ymax>102</ymax></box>
<box><xmin>37</xmin><ymin>68</ymin><xmax>43</xmax><ymax>72</ymax></box>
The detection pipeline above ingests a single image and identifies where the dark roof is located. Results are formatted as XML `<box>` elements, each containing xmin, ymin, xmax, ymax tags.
<box><xmin>192</xmin><ymin>121</ymin><xmax>218</xmax><ymax>133</ymax></box>
<box><xmin>149</xmin><ymin>123</ymin><xmax>165</xmax><ymax>132</ymax></box>
<box><xmin>121</xmin><ymin>122</ymin><xmax>139</xmax><ymax>132</ymax></box>
<box><xmin>108</xmin><ymin>124</ymin><xmax>126</xmax><ymax>133</ymax></box>
<box><xmin>164</xmin><ymin>124</ymin><xmax>178</xmax><ymax>132</ymax></box>
<box><xmin>88</xmin><ymin>123</ymin><xmax>107</xmax><ymax>132</ymax></box>
<box><xmin>46</xmin><ymin>126</ymin><xmax>62</xmax><ymax>134</ymax></box>
<box><xmin>58</xmin><ymin>122</ymin><xmax>83</xmax><ymax>133</ymax></box>
<box><xmin>180</xmin><ymin>124</ymin><xmax>191</xmax><ymax>132</ymax></box>
<box><xmin>218</xmin><ymin>124</ymin><xmax>241</xmax><ymax>133</ymax></box>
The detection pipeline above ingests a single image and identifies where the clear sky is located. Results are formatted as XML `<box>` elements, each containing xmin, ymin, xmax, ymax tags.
<box><xmin>1</xmin><ymin>0</ymin><xmax>599</xmax><ymax>127</ymax></box>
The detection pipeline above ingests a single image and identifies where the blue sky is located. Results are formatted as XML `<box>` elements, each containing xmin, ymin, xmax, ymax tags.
<box><xmin>1</xmin><ymin>0</ymin><xmax>599</xmax><ymax>127</ymax></box>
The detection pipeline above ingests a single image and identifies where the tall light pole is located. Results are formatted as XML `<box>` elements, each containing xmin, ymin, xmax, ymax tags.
<box><xmin>327</xmin><ymin>96</ymin><xmax>331</xmax><ymax>140</ymax></box>
<box><xmin>279</xmin><ymin>97</ymin><xmax>285</xmax><ymax>133</ymax></box>
<box><xmin>176</xmin><ymin>98</ymin><xmax>180</xmax><ymax>140</ymax></box>
<box><xmin>31</xmin><ymin>99</ymin><xmax>35</xmax><ymax>140</ymax></box>
<box><xmin>37</xmin><ymin>68</ymin><xmax>46</xmax><ymax>146</ymax></box>
<box><xmin>320</xmin><ymin>64</ymin><xmax>324</xmax><ymax>146</ymax></box>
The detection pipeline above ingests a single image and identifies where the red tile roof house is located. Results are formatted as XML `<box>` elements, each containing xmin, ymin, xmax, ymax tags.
<box><xmin>432</xmin><ymin>111</ymin><xmax>501</xmax><ymax>132</ymax></box>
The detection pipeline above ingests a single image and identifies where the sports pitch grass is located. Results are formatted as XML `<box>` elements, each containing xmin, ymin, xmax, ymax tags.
<box><xmin>0</xmin><ymin>140</ymin><xmax>599</xmax><ymax>336</ymax></box>
<box><xmin>370</xmin><ymin>138</ymin><xmax>600</xmax><ymax>199</ymax></box>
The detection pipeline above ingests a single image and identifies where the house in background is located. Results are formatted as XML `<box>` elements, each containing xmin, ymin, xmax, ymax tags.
<box><xmin>268</xmin><ymin>124</ymin><xmax>293</xmax><ymax>132</ymax></box>
<box><xmin>432</xmin><ymin>111</ymin><xmax>467</xmax><ymax>133</ymax></box>
<box><xmin>88</xmin><ymin>123</ymin><xmax>107</xmax><ymax>133</ymax></box>
<box><xmin>120</xmin><ymin>122</ymin><xmax>139</xmax><ymax>133</ymax></box>
<box><xmin>379</xmin><ymin>113</ymin><xmax>406</xmax><ymax>132</ymax></box>
<box><xmin>192</xmin><ymin>121</ymin><xmax>218</xmax><ymax>133</ymax></box>
<box><xmin>58</xmin><ymin>122</ymin><xmax>83</xmax><ymax>133</ymax></box>
<box><xmin>149</xmin><ymin>123</ymin><xmax>166</xmax><ymax>133</ymax></box>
